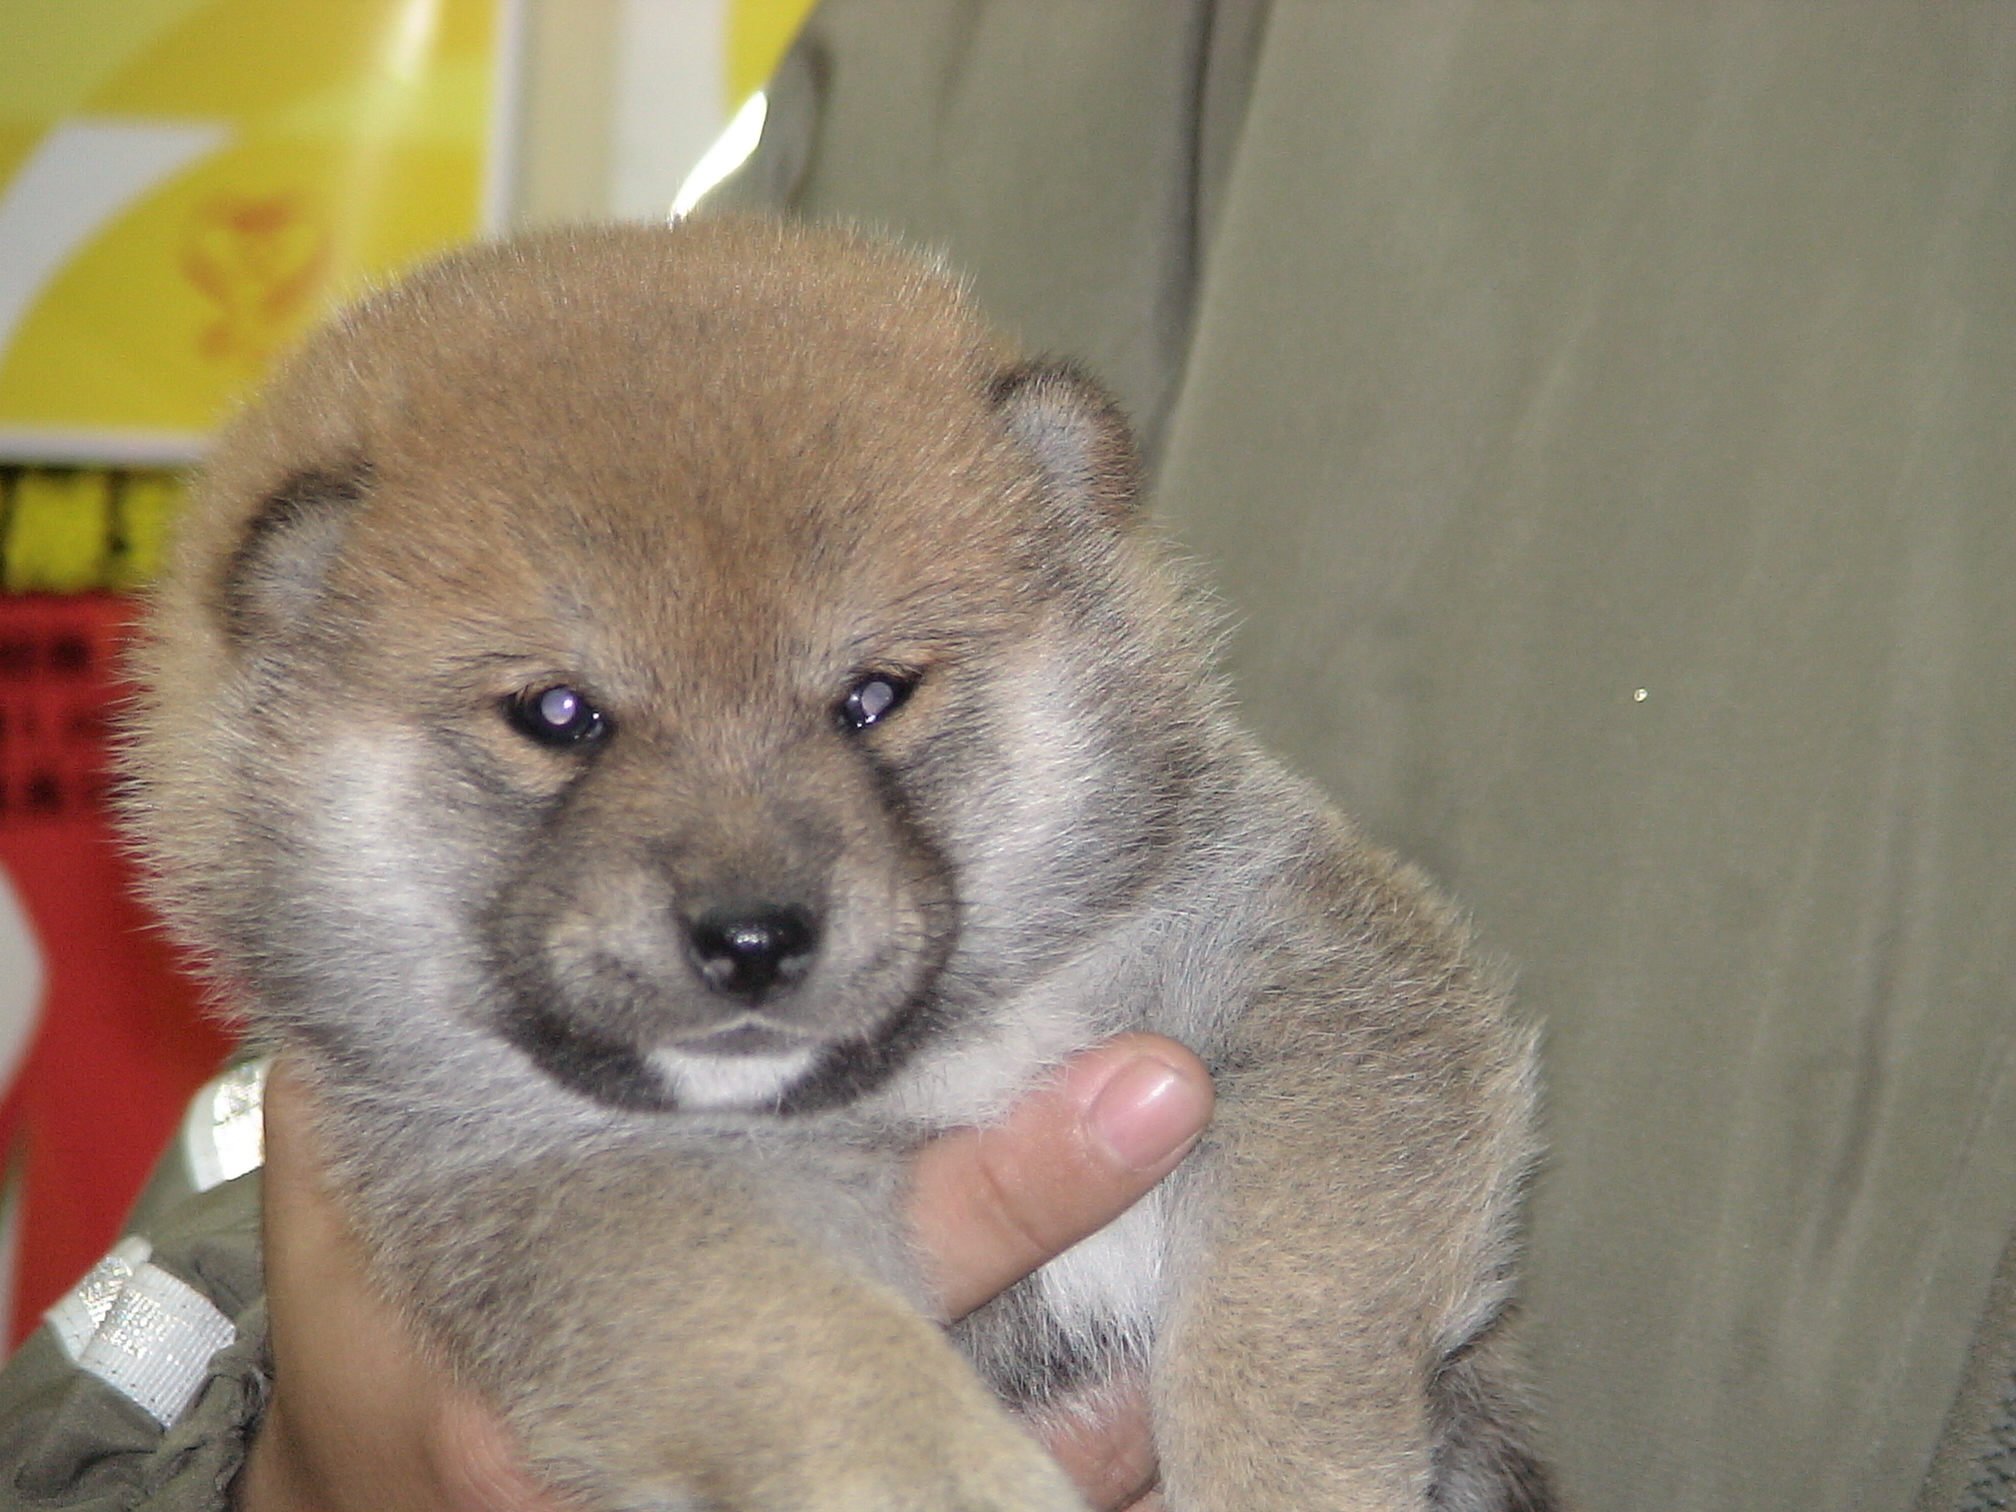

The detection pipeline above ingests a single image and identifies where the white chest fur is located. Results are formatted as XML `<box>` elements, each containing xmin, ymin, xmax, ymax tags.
<box><xmin>1034</xmin><ymin>1178</ymin><xmax>1170</xmax><ymax>1350</ymax></box>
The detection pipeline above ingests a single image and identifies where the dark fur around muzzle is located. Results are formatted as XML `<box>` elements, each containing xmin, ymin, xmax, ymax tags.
<box><xmin>484</xmin><ymin>740</ymin><xmax>961</xmax><ymax>1113</ymax></box>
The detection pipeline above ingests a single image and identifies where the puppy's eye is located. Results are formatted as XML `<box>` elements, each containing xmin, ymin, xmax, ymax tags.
<box><xmin>837</xmin><ymin>672</ymin><xmax>915</xmax><ymax>732</ymax></box>
<box><xmin>504</xmin><ymin>684</ymin><xmax>608</xmax><ymax>748</ymax></box>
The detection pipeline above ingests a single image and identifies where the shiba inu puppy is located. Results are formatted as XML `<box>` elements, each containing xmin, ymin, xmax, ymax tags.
<box><xmin>122</xmin><ymin>216</ymin><xmax>1551</xmax><ymax>1510</ymax></box>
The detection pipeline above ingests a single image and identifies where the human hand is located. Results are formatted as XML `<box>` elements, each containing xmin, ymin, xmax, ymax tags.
<box><xmin>236</xmin><ymin>1036</ymin><xmax>1212</xmax><ymax>1512</ymax></box>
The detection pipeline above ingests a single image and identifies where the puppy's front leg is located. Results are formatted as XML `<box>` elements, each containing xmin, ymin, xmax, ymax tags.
<box><xmin>1147</xmin><ymin>1020</ymin><xmax>1542</xmax><ymax>1510</ymax></box>
<box><xmin>388</xmin><ymin>1152</ymin><xmax>1083</xmax><ymax>1512</ymax></box>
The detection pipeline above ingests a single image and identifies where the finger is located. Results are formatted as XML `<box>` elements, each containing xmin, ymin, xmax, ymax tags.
<box><xmin>1034</xmin><ymin>1383</ymin><xmax>1161</xmax><ymax>1512</ymax></box>
<box><xmin>254</xmin><ymin>1059</ymin><xmax>571</xmax><ymax>1512</ymax></box>
<box><xmin>246</xmin><ymin>1059</ymin><xmax>418</xmax><ymax>1512</ymax></box>
<box><xmin>431</xmin><ymin>1397</ymin><xmax>590</xmax><ymax>1512</ymax></box>
<box><xmin>910</xmin><ymin>1034</ymin><xmax>1213</xmax><ymax>1320</ymax></box>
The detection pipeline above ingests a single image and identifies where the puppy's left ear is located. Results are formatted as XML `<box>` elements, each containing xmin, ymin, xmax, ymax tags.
<box><xmin>990</xmin><ymin>360</ymin><xmax>1140</xmax><ymax>523</ymax></box>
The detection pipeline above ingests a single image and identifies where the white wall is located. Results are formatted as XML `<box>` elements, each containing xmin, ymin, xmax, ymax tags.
<box><xmin>510</xmin><ymin>0</ymin><xmax>732</xmax><ymax>226</ymax></box>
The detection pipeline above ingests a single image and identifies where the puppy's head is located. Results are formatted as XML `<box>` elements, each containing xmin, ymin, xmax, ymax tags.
<box><xmin>126</xmin><ymin>217</ymin><xmax>1215</xmax><ymax>1116</ymax></box>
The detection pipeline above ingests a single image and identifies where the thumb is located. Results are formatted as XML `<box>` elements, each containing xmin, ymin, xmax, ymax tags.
<box><xmin>909</xmin><ymin>1034</ymin><xmax>1213</xmax><ymax>1320</ymax></box>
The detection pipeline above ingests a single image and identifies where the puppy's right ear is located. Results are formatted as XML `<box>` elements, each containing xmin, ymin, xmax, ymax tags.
<box><xmin>990</xmin><ymin>361</ymin><xmax>1140</xmax><ymax>524</ymax></box>
<box><xmin>216</xmin><ymin>461</ymin><xmax>369</xmax><ymax>644</ymax></box>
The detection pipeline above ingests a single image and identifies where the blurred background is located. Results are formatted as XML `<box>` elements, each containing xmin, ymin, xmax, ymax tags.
<box><xmin>0</xmin><ymin>0</ymin><xmax>815</xmax><ymax>1347</ymax></box>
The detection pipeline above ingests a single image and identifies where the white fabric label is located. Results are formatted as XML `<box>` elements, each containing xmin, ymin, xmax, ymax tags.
<box><xmin>45</xmin><ymin>1237</ymin><xmax>236</xmax><ymax>1426</ymax></box>
<box><xmin>44</xmin><ymin>1234</ymin><xmax>149</xmax><ymax>1360</ymax></box>
<box><xmin>180</xmin><ymin>1057</ymin><xmax>268</xmax><ymax>1193</ymax></box>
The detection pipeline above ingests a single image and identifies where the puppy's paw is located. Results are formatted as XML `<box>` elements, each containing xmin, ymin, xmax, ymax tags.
<box><xmin>546</xmin><ymin>1395</ymin><xmax>1084</xmax><ymax>1512</ymax></box>
<box><xmin>515</xmin><ymin>1261</ymin><xmax>1086</xmax><ymax>1512</ymax></box>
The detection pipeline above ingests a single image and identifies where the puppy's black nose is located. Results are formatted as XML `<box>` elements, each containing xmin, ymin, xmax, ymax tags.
<box><xmin>685</xmin><ymin>905</ymin><xmax>819</xmax><ymax>1001</ymax></box>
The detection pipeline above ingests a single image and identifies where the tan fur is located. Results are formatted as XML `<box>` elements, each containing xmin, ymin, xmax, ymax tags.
<box><xmin>123</xmin><ymin>216</ymin><xmax>1552</xmax><ymax>1511</ymax></box>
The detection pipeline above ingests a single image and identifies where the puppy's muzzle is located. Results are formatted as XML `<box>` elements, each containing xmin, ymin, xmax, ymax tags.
<box><xmin>684</xmin><ymin>903</ymin><xmax>820</xmax><ymax>1002</ymax></box>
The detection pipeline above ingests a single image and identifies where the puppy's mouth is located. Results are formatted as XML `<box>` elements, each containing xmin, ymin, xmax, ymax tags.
<box><xmin>501</xmin><ymin>989</ymin><xmax>950</xmax><ymax>1118</ymax></box>
<box><xmin>648</xmin><ymin>1037</ymin><xmax>822</xmax><ymax>1112</ymax></box>
<box><xmin>669</xmin><ymin>1020</ymin><xmax>811</xmax><ymax>1058</ymax></box>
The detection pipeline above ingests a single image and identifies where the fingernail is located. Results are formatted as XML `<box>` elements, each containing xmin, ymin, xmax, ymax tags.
<box><xmin>1087</xmin><ymin>1055</ymin><xmax>1210</xmax><ymax>1172</ymax></box>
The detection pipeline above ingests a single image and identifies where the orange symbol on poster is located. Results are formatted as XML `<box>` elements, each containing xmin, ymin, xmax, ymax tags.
<box><xmin>181</xmin><ymin>193</ymin><xmax>331</xmax><ymax>369</ymax></box>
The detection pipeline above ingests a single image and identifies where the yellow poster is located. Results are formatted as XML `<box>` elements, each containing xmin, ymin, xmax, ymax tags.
<box><xmin>0</xmin><ymin>0</ymin><xmax>507</xmax><ymax>465</ymax></box>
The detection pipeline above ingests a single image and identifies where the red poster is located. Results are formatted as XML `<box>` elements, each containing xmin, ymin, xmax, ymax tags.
<box><xmin>0</xmin><ymin>592</ymin><xmax>232</xmax><ymax>1343</ymax></box>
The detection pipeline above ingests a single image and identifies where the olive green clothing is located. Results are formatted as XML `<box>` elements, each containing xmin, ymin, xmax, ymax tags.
<box><xmin>0</xmin><ymin>1173</ymin><xmax>263</xmax><ymax>1511</ymax></box>
<box><xmin>7</xmin><ymin>4</ymin><xmax>2014</xmax><ymax>1510</ymax></box>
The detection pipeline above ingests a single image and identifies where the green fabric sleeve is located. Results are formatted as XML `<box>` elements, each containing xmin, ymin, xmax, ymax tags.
<box><xmin>0</xmin><ymin>1175</ymin><xmax>265</xmax><ymax>1512</ymax></box>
